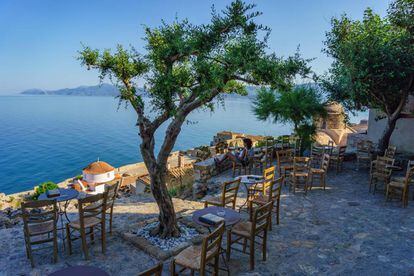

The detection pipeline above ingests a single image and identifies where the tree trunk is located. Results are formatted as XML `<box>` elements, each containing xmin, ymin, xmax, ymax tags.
<box><xmin>377</xmin><ymin>116</ymin><xmax>398</xmax><ymax>155</ymax></box>
<box><xmin>149</xmin><ymin>167</ymin><xmax>180</xmax><ymax>238</ymax></box>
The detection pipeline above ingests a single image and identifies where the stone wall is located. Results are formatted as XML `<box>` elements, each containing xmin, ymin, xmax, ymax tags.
<box><xmin>192</xmin><ymin>155</ymin><xmax>232</xmax><ymax>199</ymax></box>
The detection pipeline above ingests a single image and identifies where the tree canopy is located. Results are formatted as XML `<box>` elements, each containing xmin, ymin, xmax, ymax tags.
<box><xmin>253</xmin><ymin>86</ymin><xmax>326</xmax><ymax>151</ymax></box>
<box><xmin>322</xmin><ymin>0</ymin><xmax>414</xmax><ymax>152</ymax></box>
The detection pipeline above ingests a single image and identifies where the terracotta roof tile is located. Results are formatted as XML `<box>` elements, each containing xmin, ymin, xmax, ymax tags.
<box><xmin>83</xmin><ymin>161</ymin><xmax>114</xmax><ymax>174</ymax></box>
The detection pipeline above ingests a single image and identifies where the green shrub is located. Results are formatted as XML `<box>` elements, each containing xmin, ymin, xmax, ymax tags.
<box><xmin>33</xmin><ymin>181</ymin><xmax>58</xmax><ymax>200</ymax></box>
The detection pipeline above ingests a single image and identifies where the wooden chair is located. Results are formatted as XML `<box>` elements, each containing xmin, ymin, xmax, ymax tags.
<box><xmin>289</xmin><ymin>157</ymin><xmax>311</xmax><ymax>194</ymax></box>
<box><xmin>21</xmin><ymin>199</ymin><xmax>58</xmax><ymax>268</ymax></box>
<box><xmin>248</xmin><ymin>176</ymin><xmax>283</xmax><ymax>229</ymax></box>
<box><xmin>276</xmin><ymin>149</ymin><xmax>294</xmax><ymax>184</ymax></box>
<box><xmin>385</xmin><ymin>145</ymin><xmax>397</xmax><ymax>159</ymax></box>
<box><xmin>391</xmin><ymin>160</ymin><xmax>414</xmax><ymax>185</ymax></box>
<box><xmin>248</xmin><ymin>154</ymin><xmax>265</xmax><ymax>175</ymax></box>
<box><xmin>104</xmin><ymin>181</ymin><xmax>120</xmax><ymax>234</ymax></box>
<box><xmin>138</xmin><ymin>262</ymin><xmax>163</xmax><ymax>276</ymax></box>
<box><xmin>171</xmin><ymin>223</ymin><xmax>225</xmax><ymax>276</ymax></box>
<box><xmin>66</xmin><ymin>192</ymin><xmax>107</xmax><ymax>260</ymax></box>
<box><xmin>310</xmin><ymin>143</ymin><xmax>325</xmax><ymax>167</ymax></box>
<box><xmin>247</xmin><ymin>166</ymin><xmax>275</xmax><ymax>199</ymax></box>
<box><xmin>329</xmin><ymin>146</ymin><xmax>347</xmax><ymax>173</ymax></box>
<box><xmin>386</xmin><ymin>166</ymin><xmax>414</xmax><ymax>207</ymax></box>
<box><xmin>356</xmin><ymin>140</ymin><xmax>373</xmax><ymax>170</ymax></box>
<box><xmin>369</xmin><ymin>156</ymin><xmax>395</xmax><ymax>194</ymax></box>
<box><xmin>204</xmin><ymin>179</ymin><xmax>240</xmax><ymax>210</ymax></box>
<box><xmin>309</xmin><ymin>153</ymin><xmax>330</xmax><ymax>191</ymax></box>
<box><xmin>226</xmin><ymin>201</ymin><xmax>273</xmax><ymax>270</ymax></box>
<box><xmin>232</xmin><ymin>159</ymin><xmax>249</xmax><ymax>177</ymax></box>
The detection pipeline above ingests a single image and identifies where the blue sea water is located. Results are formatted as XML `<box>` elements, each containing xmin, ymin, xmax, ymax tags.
<box><xmin>0</xmin><ymin>95</ymin><xmax>367</xmax><ymax>194</ymax></box>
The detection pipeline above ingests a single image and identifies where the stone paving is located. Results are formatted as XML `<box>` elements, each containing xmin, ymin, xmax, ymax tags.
<box><xmin>1</xmin><ymin>161</ymin><xmax>414</xmax><ymax>275</ymax></box>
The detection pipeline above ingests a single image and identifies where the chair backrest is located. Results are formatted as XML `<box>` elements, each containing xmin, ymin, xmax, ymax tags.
<box><xmin>21</xmin><ymin>199</ymin><xmax>58</xmax><ymax>237</ymax></box>
<box><xmin>373</xmin><ymin>156</ymin><xmax>395</xmax><ymax>177</ymax></box>
<box><xmin>78</xmin><ymin>193</ymin><xmax>108</xmax><ymax>229</ymax></box>
<box><xmin>283</xmin><ymin>135</ymin><xmax>292</xmax><ymax>149</ymax></box>
<box><xmin>277</xmin><ymin>149</ymin><xmax>294</xmax><ymax>165</ymax></box>
<box><xmin>357</xmin><ymin>140</ymin><xmax>372</xmax><ymax>153</ymax></box>
<box><xmin>105</xmin><ymin>181</ymin><xmax>120</xmax><ymax>210</ymax></box>
<box><xmin>336</xmin><ymin>146</ymin><xmax>347</xmax><ymax>159</ymax></box>
<box><xmin>263</xmin><ymin>176</ymin><xmax>283</xmax><ymax>202</ymax></box>
<box><xmin>263</xmin><ymin>166</ymin><xmax>275</xmax><ymax>181</ymax></box>
<box><xmin>251</xmin><ymin>201</ymin><xmax>273</xmax><ymax>235</ymax></box>
<box><xmin>293</xmin><ymin>157</ymin><xmax>310</xmax><ymax>173</ymax></box>
<box><xmin>137</xmin><ymin>263</ymin><xmax>163</xmax><ymax>276</ymax></box>
<box><xmin>384</xmin><ymin>145</ymin><xmax>397</xmax><ymax>159</ymax></box>
<box><xmin>200</xmin><ymin>223</ymin><xmax>225</xmax><ymax>270</ymax></box>
<box><xmin>220</xmin><ymin>179</ymin><xmax>240</xmax><ymax>209</ymax></box>
<box><xmin>321</xmin><ymin>154</ymin><xmax>330</xmax><ymax>171</ymax></box>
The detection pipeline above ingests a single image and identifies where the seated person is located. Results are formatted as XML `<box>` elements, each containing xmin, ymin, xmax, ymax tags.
<box><xmin>214</xmin><ymin>138</ymin><xmax>255</xmax><ymax>167</ymax></box>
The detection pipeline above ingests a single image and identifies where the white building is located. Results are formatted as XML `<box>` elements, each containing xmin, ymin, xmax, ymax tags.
<box><xmin>83</xmin><ymin>161</ymin><xmax>115</xmax><ymax>184</ymax></box>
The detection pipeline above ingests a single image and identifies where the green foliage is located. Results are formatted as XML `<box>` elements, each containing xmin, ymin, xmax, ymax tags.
<box><xmin>78</xmin><ymin>1</ymin><xmax>309</xmax><ymax>119</ymax></box>
<box><xmin>321</xmin><ymin>0</ymin><xmax>414</xmax><ymax>152</ymax></box>
<box><xmin>33</xmin><ymin>181</ymin><xmax>58</xmax><ymax>200</ymax></box>
<box><xmin>168</xmin><ymin>187</ymin><xmax>178</xmax><ymax>197</ymax></box>
<box><xmin>322</xmin><ymin>1</ymin><xmax>414</xmax><ymax>114</ymax></box>
<box><xmin>253</xmin><ymin>86</ymin><xmax>326</xmax><ymax>152</ymax></box>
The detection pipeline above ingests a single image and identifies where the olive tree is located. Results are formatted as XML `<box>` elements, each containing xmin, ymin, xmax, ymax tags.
<box><xmin>78</xmin><ymin>1</ymin><xmax>309</xmax><ymax>238</ymax></box>
<box><xmin>322</xmin><ymin>0</ymin><xmax>414</xmax><ymax>154</ymax></box>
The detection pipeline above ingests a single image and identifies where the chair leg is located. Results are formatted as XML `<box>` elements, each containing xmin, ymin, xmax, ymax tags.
<box><xmin>214</xmin><ymin>254</ymin><xmax>219</xmax><ymax>275</ymax></box>
<box><xmin>170</xmin><ymin>259</ymin><xmax>176</xmax><ymax>276</ymax></box>
<box><xmin>80</xmin><ymin>228</ymin><xmax>89</xmax><ymax>260</ymax></box>
<box><xmin>53</xmin><ymin>231</ymin><xmax>58</xmax><ymax>264</ymax></box>
<box><xmin>276</xmin><ymin>199</ymin><xmax>280</xmax><ymax>225</ymax></box>
<box><xmin>249</xmin><ymin>237</ymin><xmax>255</xmax><ymax>270</ymax></box>
<box><xmin>101</xmin><ymin>221</ymin><xmax>106</xmax><ymax>254</ymax></box>
<box><xmin>262</xmin><ymin>230</ymin><xmax>267</xmax><ymax>262</ymax></box>
<box><xmin>243</xmin><ymin>237</ymin><xmax>247</xmax><ymax>253</ymax></box>
<box><xmin>226</xmin><ymin>231</ymin><xmax>231</xmax><ymax>261</ymax></box>
<box><xmin>25</xmin><ymin>239</ymin><xmax>35</xmax><ymax>268</ymax></box>
<box><xmin>66</xmin><ymin>224</ymin><xmax>72</xmax><ymax>255</ymax></box>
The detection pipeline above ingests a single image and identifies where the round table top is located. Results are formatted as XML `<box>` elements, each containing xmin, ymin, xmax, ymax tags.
<box><xmin>48</xmin><ymin>265</ymin><xmax>109</xmax><ymax>276</ymax></box>
<box><xmin>236</xmin><ymin>175</ymin><xmax>264</xmax><ymax>184</ymax></box>
<box><xmin>38</xmin><ymin>188</ymin><xmax>79</xmax><ymax>202</ymax></box>
<box><xmin>192</xmin><ymin>206</ymin><xmax>241</xmax><ymax>228</ymax></box>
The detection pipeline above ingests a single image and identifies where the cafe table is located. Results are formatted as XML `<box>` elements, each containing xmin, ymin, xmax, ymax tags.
<box><xmin>192</xmin><ymin>206</ymin><xmax>241</xmax><ymax>273</ymax></box>
<box><xmin>236</xmin><ymin>175</ymin><xmax>264</xmax><ymax>211</ymax></box>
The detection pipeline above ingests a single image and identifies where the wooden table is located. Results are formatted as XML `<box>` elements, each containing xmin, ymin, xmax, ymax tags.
<box><xmin>192</xmin><ymin>206</ymin><xmax>241</xmax><ymax>228</ymax></box>
<box><xmin>192</xmin><ymin>206</ymin><xmax>241</xmax><ymax>273</ymax></box>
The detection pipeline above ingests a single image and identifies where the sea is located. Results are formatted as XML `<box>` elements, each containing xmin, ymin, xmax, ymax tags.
<box><xmin>0</xmin><ymin>95</ymin><xmax>367</xmax><ymax>194</ymax></box>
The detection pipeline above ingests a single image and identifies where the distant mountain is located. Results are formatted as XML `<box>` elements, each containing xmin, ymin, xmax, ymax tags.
<box><xmin>21</xmin><ymin>84</ymin><xmax>120</xmax><ymax>96</ymax></box>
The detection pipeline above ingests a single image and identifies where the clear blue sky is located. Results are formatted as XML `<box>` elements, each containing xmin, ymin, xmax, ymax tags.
<box><xmin>0</xmin><ymin>0</ymin><xmax>391</xmax><ymax>94</ymax></box>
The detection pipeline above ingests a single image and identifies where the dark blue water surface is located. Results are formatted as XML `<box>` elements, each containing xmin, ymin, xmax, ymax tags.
<box><xmin>0</xmin><ymin>95</ymin><xmax>367</xmax><ymax>194</ymax></box>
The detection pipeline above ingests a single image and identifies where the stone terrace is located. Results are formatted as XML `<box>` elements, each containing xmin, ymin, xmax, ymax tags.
<box><xmin>1</xmin><ymin>161</ymin><xmax>414</xmax><ymax>275</ymax></box>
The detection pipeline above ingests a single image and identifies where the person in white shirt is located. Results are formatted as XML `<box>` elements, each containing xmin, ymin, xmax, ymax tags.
<box><xmin>214</xmin><ymin>138</ymin><xmax>255</xmax><ymax>167</ymax></box>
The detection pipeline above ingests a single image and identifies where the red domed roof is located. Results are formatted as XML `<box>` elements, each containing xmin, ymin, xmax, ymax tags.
<box><xmin>83</xmin><ymin>161</ymin><xmax>114</xmax><ymax>174</ymax></box>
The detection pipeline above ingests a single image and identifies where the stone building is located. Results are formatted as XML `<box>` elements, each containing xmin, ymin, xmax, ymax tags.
<box><xmin>366</xmin><ymin>96</ymin><xmax>414</xmax><ymax>154</ymax></box>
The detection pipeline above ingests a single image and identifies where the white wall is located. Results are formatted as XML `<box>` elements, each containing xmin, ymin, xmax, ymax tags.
<box><xmin>84</xmin><ymin>171</ymin><xmax>115</xmax><ymax>183</ymax></box>
<box><xmin>367</xmin><ymin>109</ymin><xmax>414</xmax><ymax>153</ymax></box>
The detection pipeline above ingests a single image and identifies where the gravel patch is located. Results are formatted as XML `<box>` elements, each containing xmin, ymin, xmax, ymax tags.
<box><xmin>132</xmin><ymin>221</ymin><xmax>199</xmax><ymax>251</ymax></box>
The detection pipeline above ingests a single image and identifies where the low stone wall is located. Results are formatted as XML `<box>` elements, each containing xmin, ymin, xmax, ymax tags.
<box><xmin>192</xmin><ymin>155</ymin><xmax>232</xmax><ymax>199</ymax></box>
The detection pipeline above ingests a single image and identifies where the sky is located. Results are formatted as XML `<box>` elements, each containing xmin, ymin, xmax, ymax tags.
<box><xmin>0</xmin><ymin>0</ymin><xmax>391</xmax><ymax>94</ymax></box>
